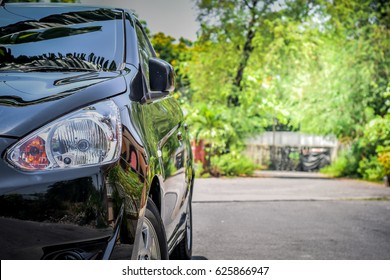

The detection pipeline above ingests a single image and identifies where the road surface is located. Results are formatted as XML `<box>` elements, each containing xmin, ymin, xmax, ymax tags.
<box><xmin>191</xmin><ymin>173</ymin><xmax>390</xmax><ymax>259</ymax></box>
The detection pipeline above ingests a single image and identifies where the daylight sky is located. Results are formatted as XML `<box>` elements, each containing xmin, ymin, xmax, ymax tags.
<box><xmin>79</xmin><ymin>0</ymin><xmax>199</xmax><ymax>41</ymax></box>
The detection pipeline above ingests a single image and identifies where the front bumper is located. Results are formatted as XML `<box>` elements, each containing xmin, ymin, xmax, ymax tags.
<box><xmin>0</xmin><ymin>137</ymin><xmax>143</xmax><ymax>260</ymax></box>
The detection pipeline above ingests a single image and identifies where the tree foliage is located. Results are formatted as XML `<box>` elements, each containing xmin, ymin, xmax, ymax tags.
<box><xmin>146</xmin><ymin>0</ymin><xmax>389</xmax><ymax>178</ymax></box>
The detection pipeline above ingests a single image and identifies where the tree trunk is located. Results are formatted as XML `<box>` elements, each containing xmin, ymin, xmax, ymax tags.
<box><xmin>228</xmin><ymin>0</ymin><xmax>259</xmax><ymax>107</ymax></box>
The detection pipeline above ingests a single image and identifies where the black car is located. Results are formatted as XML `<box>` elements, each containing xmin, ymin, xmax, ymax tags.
<box><xmin>0</xmin><ymin>2</ymin><xmax>194</xmax><ymax>260</ymax></box>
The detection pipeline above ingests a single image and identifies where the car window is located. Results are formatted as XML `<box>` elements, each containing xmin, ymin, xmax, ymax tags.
<box><xmin>135</xmin><ymin>23</ymin><xmax>154</xmax><ymax>89</ymax></box>
<box><xmin>0</xmin><ymin>8</ymin><xmax>125</xmax><ymax>72</ymax></box>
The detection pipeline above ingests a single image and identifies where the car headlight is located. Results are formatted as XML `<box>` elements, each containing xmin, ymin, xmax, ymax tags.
<box><xmin>7</xmin><ymin>100</ymin><xmax>122</xmax><ymax>171</ymax></box>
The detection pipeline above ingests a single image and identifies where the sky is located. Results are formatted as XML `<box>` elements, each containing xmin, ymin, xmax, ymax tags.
<box><xmin>79</xmin><ymin>0</ymin><xmax>199</xmax><ymax>41</ymax></box>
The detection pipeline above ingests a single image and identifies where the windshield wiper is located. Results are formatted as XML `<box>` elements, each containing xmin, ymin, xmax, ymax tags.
<box><xmin>21</xmin><ymin>66</ymin><xmax>98</xmax><ymax>72</ymax></box>
<box><xmin>0</xmin><ymin>66</ymin><xmax>98</xmax><ymax>72</ymax></box>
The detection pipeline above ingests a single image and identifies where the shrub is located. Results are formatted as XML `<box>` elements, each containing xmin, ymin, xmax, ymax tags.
<box><xmin>320</xmin><ymin>149</ymin><xmax>359</xmax><ymax>177</ymax></box>
<box><xmin>358</xmin><ymin>156</ymin><xmax>384</xmax><ymax>181</ymax></box>
<box><xmin>211</xmin><ymin>152</ymin><xmax>255</xmax><ymax>177</ymax></box>
<box><xmin>378</xmin><ymin>152</ymin><xmax>390</xmax><ymax>177</ymax></box>
<box><xmin>358</xmin><ymin>115</ymin><xmax>390</xmax><ymax>181</ymax></box>
<box><xmin>321</xmin><ymin>155</ymin><xmax>348</xmax><ymax>177</ymax></box>
<box><xmin>322</xmin><ymin>114</ymin><xmax>389</xmax><ymax>181</ymax></box>
<box><xmin>194</xmin><ymin>160</ymin><xmax>210</xmax><ymax>178</ymax></box>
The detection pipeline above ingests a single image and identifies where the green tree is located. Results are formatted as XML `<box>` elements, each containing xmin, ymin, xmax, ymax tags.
<box><xmin>285</xmin><ymin>0</ymin><xmax>389</xmax><ymax>138</ymax></box>
<box><xmin>186</xmin><ymin>0</ymin><xmax>389</xmax><ymax>177</ymax></box>
<box><xmin>195</xmin><ymin>0</ymin><xmax>282</xmax><ymax>106</ymax></box>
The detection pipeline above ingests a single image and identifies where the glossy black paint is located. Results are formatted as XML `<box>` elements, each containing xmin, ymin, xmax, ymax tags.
<box><xmin>0</xmin><ymin>3</ymin><xmax>194</xmax><ymax>260</ymax></box>
<box><xmin>0</xmin><ymin>72</ymin><xmax>127</xmax><ymax>137</ymax></box>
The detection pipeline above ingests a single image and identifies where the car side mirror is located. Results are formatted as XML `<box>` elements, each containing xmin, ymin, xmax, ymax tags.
<box><xmin>149</xmin><ymin>57</ymin><xmax>175</xmax><ymax>93</ymax></box>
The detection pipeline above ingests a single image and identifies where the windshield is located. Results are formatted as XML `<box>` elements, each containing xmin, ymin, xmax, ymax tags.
<box><xmin>0</xmin><ymin>8</ymin><xmax>124</xmax><ymax>72</ymax></box>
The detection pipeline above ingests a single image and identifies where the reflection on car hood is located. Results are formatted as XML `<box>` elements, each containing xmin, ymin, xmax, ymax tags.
<box><xmin>1</xmin><ymin>71</ymin><xmax>116</xmax><ymax>102</ymax></box>
<box><xmin>0</xmin><ymin>71</ymin><xmax>127</xmax><ymax>137</ymax></box>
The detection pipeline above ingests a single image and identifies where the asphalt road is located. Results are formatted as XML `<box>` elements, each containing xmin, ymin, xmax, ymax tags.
<box><xmin>191</xmin><ymin>173</ymin><xmax>390</xmax><ymax>260</ymax></box>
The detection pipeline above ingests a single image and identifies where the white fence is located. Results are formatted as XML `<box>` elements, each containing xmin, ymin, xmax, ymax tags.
<box><xmin>247</xmin><ymin>132</ymin><xmax>338</xmax><ymax>147</ymax></box>
<box><xmin>245</xmin><ymin>132</ymin><xmax>339</xmax><ymax>169</ymax></box>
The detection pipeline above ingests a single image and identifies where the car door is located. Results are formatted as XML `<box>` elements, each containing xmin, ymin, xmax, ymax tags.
<box><xmin>133</xmin><ymin>22</ymin><xmax>189</xmax><ymax>242</ymax></box>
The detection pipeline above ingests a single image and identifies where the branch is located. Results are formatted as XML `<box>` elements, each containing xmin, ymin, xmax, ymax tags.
<box><xmin>243</xmin><ymin>0</ymin><xmax>251</xmax><ymax>9</ymax></box>
<box><xmin>243</xmin><ymin>0</ymin><xmax>260</xmax><ymax>10</ymax></box>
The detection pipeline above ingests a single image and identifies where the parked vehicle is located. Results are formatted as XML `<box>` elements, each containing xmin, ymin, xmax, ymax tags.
<box><xmin>0</xmin><ymin>2</ymin><xmax>194</xmax><ymax>260</ymax></box>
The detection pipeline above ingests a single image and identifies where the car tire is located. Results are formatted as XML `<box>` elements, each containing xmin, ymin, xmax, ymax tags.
<box><xmin>137</xmin><ymin>198</ymin><xmax>168</xmax><ymax>260</ymax></box>
<box><xmin>170</xmin><ymin>199</ymin><xmax>192</xmax><ymax>260</ymax></box>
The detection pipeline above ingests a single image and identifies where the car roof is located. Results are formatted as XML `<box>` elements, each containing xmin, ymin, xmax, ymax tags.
<box><xmin>5</xmin><ymin>2</ymin><xmax>124</xmax><ymax>9</ymax></box>
<box><xmin>3</xmin><ymin>3</ymin><xmax>137</xmax><ymax>20</ymax></box>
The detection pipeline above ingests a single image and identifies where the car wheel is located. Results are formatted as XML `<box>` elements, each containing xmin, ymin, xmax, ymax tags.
<box><xmin>170</xmin><ymin>200</ymin><xmax>192</xmax><ymax>260</ymax></box>
<box><xmin>137</xmin><ymin>198</ymin><xmax>168</xmax><ymax>260</ymax></box>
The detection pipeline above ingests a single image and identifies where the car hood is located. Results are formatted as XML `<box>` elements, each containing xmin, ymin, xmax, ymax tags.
<box><xmin>0</xmin><ymin>71</ymin><xmax>127</xmax><ymax>137</ymax></box>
